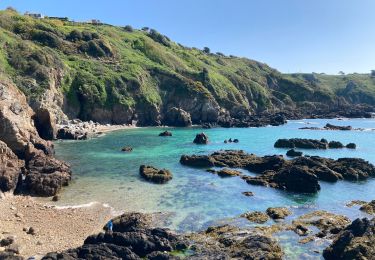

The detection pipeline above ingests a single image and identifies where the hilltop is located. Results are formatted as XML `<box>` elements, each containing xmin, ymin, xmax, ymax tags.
<box><xmin>0</xmin><ymin>9</ymin><xmax>374</xmax><ymax>135</ymax></box>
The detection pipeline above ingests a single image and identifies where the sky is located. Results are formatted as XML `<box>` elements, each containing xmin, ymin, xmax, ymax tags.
<box><xmin>0</xmin><ymin>0</ymin><xmax>374</xmax><ymax>74</ymax></box>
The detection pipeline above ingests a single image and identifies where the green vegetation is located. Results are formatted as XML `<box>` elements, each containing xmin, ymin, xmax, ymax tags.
<box><xmin>0</xmin><ymin>9</ymin><xmax>374</xmax><ymax>123</ymax></box>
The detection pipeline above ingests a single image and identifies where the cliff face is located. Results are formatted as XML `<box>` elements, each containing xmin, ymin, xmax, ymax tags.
<box><xmin>0</xmin><ymin>9</ymin><xmax>373</xmax><ymax>134</ymax></box>
<box><xmin>0</xmin><ymin>76</ymin><xmax>71</xmax><ymax>196</ymax></box>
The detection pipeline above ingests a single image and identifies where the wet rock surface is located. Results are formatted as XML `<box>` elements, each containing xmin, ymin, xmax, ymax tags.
<box><xmin>159</xmin><ymin>130</ymin><xmax>172</xmax><ymax>136</ymax></box>
<box><xmin>241</xmin><ymin>211</ymin><xmax>270</xmax><ymax>224</ymax></box>
<box><xmin>359</xmin><ymin>200</ymin><xmax>375</xmax><ymax>214</ymax></box>
<box><xmin>193</xmin><ymin>133</ymin><xmax>209</xmax><ymax>144</ymax></box>
<box><xmin>139</xmin><ymin>165</ymin><xmax>173</xmax><ymax>184</ymax></box>
<box><xmin>323</xmin><ymin>218</ymin><xmax>375</xmax><ymax>260</ymax></box>
<box><xmin>286</xmin><ymin>149</ymin><xmax>303</xmax><ymax>157</ymax></box>
<box><xmin>266</xmin><ymin>207</ymin><xmax>291</xmax><ymax>220</ymax></box>
<box><xmin>180</xmin><ymin>150</ymin><xmax>375</xmax><ymax>193</ymax></box>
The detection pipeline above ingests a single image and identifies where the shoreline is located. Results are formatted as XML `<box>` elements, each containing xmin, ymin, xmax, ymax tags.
<box><xmin>0</xmin><ymin>195</ymin><xmax>114</xmax><ymax>258</ymax></box>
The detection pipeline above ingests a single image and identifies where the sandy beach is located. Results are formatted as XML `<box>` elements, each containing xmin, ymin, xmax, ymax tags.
<box><xmin>0</xmin><ymin>195</ymin><xmax>114</xmax><ymax>259</ymax></box>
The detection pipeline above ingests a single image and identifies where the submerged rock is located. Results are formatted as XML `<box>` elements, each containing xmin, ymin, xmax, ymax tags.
<box><xmin>159</xmin><ymin>130</ymin><xmax>172</xmax><ymax>136</ymax></box>
<box><xmin>139</xmin><ymin>165</ymin><xmax>172</xmax><ymax>184</ymax></box>
<box><xmin>193</xmin><ymin>132</ymin><xmax>209</xmax><ymax>144</ymax></box>
<box><xmin>323</xmin><ymin>218</ymin><xmax>375</xmax><ymax>260</ymax></box>
<box><xmin>121</xmin><ymin>146</ymin><xmax>133</xmax><ymax>152</ymax></box>
<box><xmin>216</xmin><ymin>168</ymin><xmax>241</xmax><ymax>177</ymax></box>
<box><xmin>242</xmin><ymin>191</ymin><xmax>254</xmax><ymax>197</ymax></box>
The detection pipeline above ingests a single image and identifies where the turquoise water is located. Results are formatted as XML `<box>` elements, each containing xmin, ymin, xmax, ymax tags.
<box><xmin>52</xmin><ymin>118</ymin><xmax>375</xmax><ymax>257</ymax></box>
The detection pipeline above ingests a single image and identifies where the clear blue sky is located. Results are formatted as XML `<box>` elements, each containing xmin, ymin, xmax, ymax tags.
<box><xmin>0</xmin><ymin>0</ymin><xmax>374</xmax><ymax>74</ymax></box>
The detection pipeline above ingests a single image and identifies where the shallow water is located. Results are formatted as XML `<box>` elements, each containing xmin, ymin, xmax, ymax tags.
<box><xmin>52</xmin><ymin>118</ymin><xmax>375</xmax><ymax>259</ymax></box>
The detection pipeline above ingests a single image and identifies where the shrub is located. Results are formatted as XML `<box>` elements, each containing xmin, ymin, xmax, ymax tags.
<box><xmin>31</xmin><ymin>30</ymin><xmax>61</xmax><ymax>48</ymax></box>
<box><xmin>203</xmin><ymin>47</ymin><xmax>210</xmax><ymax>54</ymax></box>
<box><xmin>124</xmin><ymin>25</ymin><xmax>133</xmax><ymax>32</ymax></box>
<box><xmin>147</xmin><ymin>29</ymin><xmax>170</xmax><ymax>47</ymax></box>
<box><xmin>67</xmin><ymin>29</ymin><xmax>83</xmax><ymax>41</ymax></box>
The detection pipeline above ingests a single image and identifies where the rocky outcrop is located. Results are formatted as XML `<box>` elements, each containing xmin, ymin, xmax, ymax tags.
<box><xmin>359</xmin><ymin>200</ymin><xmax>375</xmax><ymax>214</ymax></box>
<box><xmin>25</xmin><ymin>147</ymin><xmax>71</xmax><ymax>196</ymax></box>
<box><xmin>274</xmin><ymin>138</ymin><xmax>328</xmax><ymax>149</ymax></box>
<box><xmin>56</xmin><ymin>120</ymin><xmax>101</xmax><ymax>140</ymax></box>
<box><xmin>139</xmin><ymin>165</ymin><xmax>172</xmax><ymax>184</ymax></box>
<box><xmin>193</xmin><ymin>132</ymin><xmax>209</xmax><ymax>144</ymax></box>
<box><xmin>187</xmin><ymin>225</ymin><xmax>283</xmax><ymax>259</ymax></box>
<box><xmin>44</xmin><ymin>212</ymin><xmax>283</xmax><ymax>260</ymax></box>
<box><xmin>266</xmin><ymin>207</ymin><xmax>291</xmax><ymax>220</ymax></box>
<box><xmin>43</xmin><ymin>212</ymin><xmax>188</xmax><ymax>260</ymax></box>
<box><xmin>241</xmin><ymin>211</ymin><xmax>270</xmax><ymax>224</ymax></box>
<box><xmin>323</xmin><ymin>218</ymin><xmax>375</xmax><ymax>259</ymax></box>
<box><xmin>0</xmin><ymin>141</ymin><xmax>23</xmax><ymax>193</ymax></box>
<box><xmin>324</xmin><ymin>123</ymin><xmax>352</xmax><ymax>131</ymax></box>
<box><xmin>163</xmin><ymin>107</ymin><xmax>192</xmax><ymax>127</ymax></box>
<box><xmin>346</xmin><ymin>143</ymin><xmax>356</xmax><ymax>149</ymax></box>
<box><xmin>180</xmin><ymin>150</ymin><xmax>375</xmax><ymax>193</ymax></box>
<box><xmin>275</xmin><ymin>138</ymin><xmax>356</xmax><ymax>150</ymax></box>
<box><xmin>0</xmin><ymin>78</ymin><xmax>71</xmax><ymax>196</ymax></box>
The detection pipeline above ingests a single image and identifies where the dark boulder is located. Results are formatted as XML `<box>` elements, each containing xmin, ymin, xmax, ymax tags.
<box><xmin>159</xmin><ymin>131</ymin><xmax>172</xmax><ymax>137</ymax></box>
<box><xmin>25</xmin><ymin>149</ymin><xmax>72</xmax><ymax>196</ymax></box>
<box><xmin>139</xmin><ymin>165</ymin><xmax>172</xmax><ymax>184</ymax></box>
<box><xmin>193</xmin><ymin>133</ymin><xmax>209</xmax><ymax>144</ymax></box>
<box><xmin>346</xmin><ymin>143</ymin><xmax>356</xmax><ymax>149</ymax></box>
<box><xmin>266</xmin><ymin>207</ymin><xmax>291</xmax><ymax>220</ymax></box>
<box><xmin>286</xmin><ymin>149</ymin><xmax>303</xmax><ymax>157</ymax></box>
<box><xmin>273</xmin><ymin>165</ymin><xmax>321</xmax><ymax>193</ymax></box>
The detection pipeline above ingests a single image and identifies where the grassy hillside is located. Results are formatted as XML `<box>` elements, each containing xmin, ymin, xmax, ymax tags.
<box><xmin>0</xmin><ymin>9</ymin><xmax>374</xmax><ymax>125</ymax></box>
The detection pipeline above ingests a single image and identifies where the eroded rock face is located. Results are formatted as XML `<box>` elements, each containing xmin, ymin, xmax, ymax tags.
<box><xmin>0</xmin><ymin>78</ymin><xmax>71</xmax><ymax>196</ymax></box>
<box><xmin>164</xmin><ymin>107</ymin><xmax>192</xmax><ymax>127</ymax></box>
<box><xmin>0</xmin><ymin>141</ymin><xmax>23</xmax><ymax>193</ymax></box>
<box><xmin>25</xmin><ymin>147</ymin><xmax>72</xmax><ymax>196</ymax></box>
<box><xmin>139</xmin><ymin>165</ymin><xmax>172</xmax><ymax>184</ymax></box>
<box><xmin>323</xmin><ymin>218</ymin><xmax>375</xmax><ymax>260</ymax></box>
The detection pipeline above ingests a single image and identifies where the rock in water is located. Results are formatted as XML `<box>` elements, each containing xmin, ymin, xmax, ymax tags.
<box><xmin>139</xmin><ymin>165</ymin><xmax>172</xmax><ymax>184</ymax></box>
<box><xmin>346</xmin><ymin>143</ymin><xmax>356</xmax><ymax>149</ymax></box>
<box><xmin>266</xmin><ymin>207</ymin><xmax>291</xmax><ymax>220</ymax></box>
<box><xmin>274</xmin><ymin>138</ymin><xmax>328</xmax><ymax>149</ymax></box>
<box><xmin>121</xmin><ymin>146</ymin><xmax>133</xmax><ymax>152</ymax></box>
<box><xmin>323</xmin><ymin>218</ymin><xmax>375</xmax><ymax>259</ymax></box>
<box><xmin>286</xmin><ymin>149</ymin><xmax>303</xmax><ymax>157</ymax></box>
<box><xmin>328</xmin><ymin>141</ymin><xmax>344</xmax><ymax>149</ymax></box>
<box><xmin>193</xmin><ymin>132</ymin><xmax>209</xmax><ymax>144</ymax></box>
<box><xmin>324</xmin><ymin>123</ymin><xmax>352</xmax><ymax>131</ymax></box>
<box><xmin>359</xmin><ymin>200</ymin><xmax>375</xmax><ymax>214</ymax></box>
<box><xmin>216</xmin><ymin>168</ymin><xmax>241</xmax><ymax>177</ymax></box>
<box><xmin>159</xmin><ymin>131</ymin><xmax>172</xmax><ymax>136</ymax></box>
